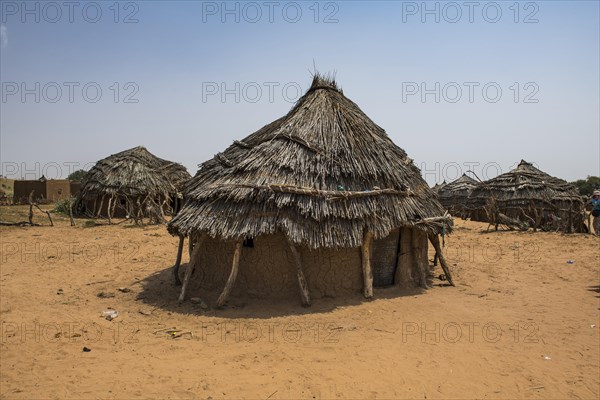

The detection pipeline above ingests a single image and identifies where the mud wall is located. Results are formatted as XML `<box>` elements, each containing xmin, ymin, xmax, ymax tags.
<box><xmin>188</xmin><ymin>229</ymin><xmax>423</xmax><ymax>301</ymax></box>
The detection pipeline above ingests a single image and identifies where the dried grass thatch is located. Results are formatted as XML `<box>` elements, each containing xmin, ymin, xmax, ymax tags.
<box><xmin>468</xmin><ymin>160</ymin><xmax>585</xmax><ymax>232</ymax></box>
<box><xmin>78</xmin><ymin>146</ymin><xmax>190</xmax><ymax>221</ymax></box>
<box><xmin>169</xmin><ymin>75</ymin><xmax>452</xmax><ymax>249</ymax></box>
<box><xmin>438</xmin><ymin>174</ymin><xmax>479</xmax><ymax>216</ymax></box>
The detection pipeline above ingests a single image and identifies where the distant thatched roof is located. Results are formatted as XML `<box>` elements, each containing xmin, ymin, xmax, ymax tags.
<box><xmin>431</xmin><ymin>180</ymin><xmax>447</xmax><ymax>194</ymax></box>
<box><xmin>169</xmin><ymin>75</ymin><xmax>451</xmax><ymax>249</ymax></box>
<box><xmin>438</xmin><ymin>174</ymin><xmax>478</xmax><ymax>209</ymax></box>
<box><xmin>80</xmin><ymin>146</ymin><xmax>190</xmax><ymax>200</ymax></box>
<box><xmin>469</xmin><ymin>160</ymin><xmax>582</xmax><ymax>207</ymax></box>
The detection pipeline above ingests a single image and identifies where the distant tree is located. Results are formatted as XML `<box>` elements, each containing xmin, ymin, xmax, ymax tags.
<box><xmin>68</xmin><ymin>169</ymin><xmax>88</xmax><ymax>182</ymax></box>
<box><xmin>571</xmin><ymin>176</ymin><xmax>600</xmax><ymax>196</ymax></box>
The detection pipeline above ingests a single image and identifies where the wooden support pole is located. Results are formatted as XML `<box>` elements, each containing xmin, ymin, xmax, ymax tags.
<box><xmin>111</xmin><ymin>196</ymin><xmax>117</xmax><ymax>221</ymax></box>
<box><xmin>395</xmin><ymin>227</ymin><xmax>414</xmax><ymax>287</ymax></box>
<box><xmin>361</xmin><ymin>230</ymin><xmax>374</xmax><ymax>299</ymax></box>
<box><xmin>106</xmin><ymin>196</ymin><xmax>112</xmax><ymax>224</ymax></box>
<box><xmin>216</xmin><ymin>240</ymin><xmax>243</xmax><ymax>308</ymax></box>
<box><xmin>173</xmin><ymin>234</ymin><xmax>185</xmax><ymax>286</ymax></box>
<box><xmin>412</xmin><ymin>229</ymin><xmax>429</xmax><ymax>289</ymax></box>
<box><xmin>96</xmin><ymin>195</ymin><xmax>105</xmax><ymax>219</ymax></box>
<box><xmin>428</xmin><ymin>234</ymin><xmax>455</xmax><ymax>286</ymax></box>
<box><xmin>178</xmin><ymin>235</ymin><xmax>204</xmax><ymax>303</ymax></box>
<box><xmin>287</xmin><ymin>238</ymin><xmax>311</xmax><ymax>307</ymax></box>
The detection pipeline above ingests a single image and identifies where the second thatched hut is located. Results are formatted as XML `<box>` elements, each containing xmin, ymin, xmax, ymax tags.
<box><xmin>437</xmin><ymin>174</ymin><xmax>479</xmax><ymax>218</ymax></box>
<box><xmin>78</xmin><ymin>146</ymin><xmax>190</xmax><ymax>223</ymax></box>
<box><xmin>169</xmin><ymin>76</ymin><xmax>454</xmax><ymax>307</ymax></box>
<box><xmin>468</xmin><ymin>160</ymin><xmax>585</xmax><ymax>232</ymax></box>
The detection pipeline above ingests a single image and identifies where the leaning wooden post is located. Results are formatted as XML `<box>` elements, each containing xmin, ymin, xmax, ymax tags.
<box><xmin>412</xmin><ymin>229</ymin><xmax>429</xmax><ymax>289</ymax></box>
<box><xmin>106</xmin><ymin>196</ymin><xmax>113</xmax><ymax>224</ymax></box>
<box><xmin>173</xmin><ymin>234</ymin><xmax>185</xmax><ymax>286</ymax></box>
<box><xmin>361</xmin><ymin>230</ymin><xmax>374</xmax><ymax>299</ymax></box>
<box><xmin>428</xmin><ymin>234</ymin><xmax>455</xmax><ymax>286</ymax></box>
<box><xmin>96</xmin><ymin>195</ymin><xmax>105</xmax><ymax>219</ymax></box>
<box><xmin>216</xmin><ymin>240</ymin><xmax>243</xmax><ymax>308</ymax></box>
<box><xmin>287</xmin><ymin>237</ymin><xmax>311</xmax><ymax>307</ymax></box>
<box><xmin>28</xmin><ymin>191</ymin><xmax>34</xmax><ymax>225</ymax></box>
<box><xmin>178</xmin><ymin>235</ymin><xmax>204</xmax><ymax>303</ymax></box>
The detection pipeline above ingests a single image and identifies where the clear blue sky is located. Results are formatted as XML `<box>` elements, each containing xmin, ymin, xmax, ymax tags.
<box><xmin>1</xmin><ymin>0</ymin><xmax>598</xmax><ymax>184</ymax></box>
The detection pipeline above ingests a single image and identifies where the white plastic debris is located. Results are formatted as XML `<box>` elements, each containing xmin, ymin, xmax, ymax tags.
<box><xmin>102</xmin><ymin>310</ymin><xmax>119</xmax><ymax>321</ymax></box>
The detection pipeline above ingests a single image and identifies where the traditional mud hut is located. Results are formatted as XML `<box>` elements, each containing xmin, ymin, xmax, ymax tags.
<box><xmin>438</xmin><ymin>174</ymin><xmax>479</xmax><ymax>218</ymax></box>
<box><xmin>77</xmin><ymin>146</ymin><xmax>190</xmax><ymax>223</ymax></box>
<box><xmin>468</xmin><ymin>160</ymin><xmax>586</xmax><ymax>232</ymax></box>
<box><xmin>169</xmin><ymin>75</ymin><xmax>454</xmax><ymax>307</ymax></box>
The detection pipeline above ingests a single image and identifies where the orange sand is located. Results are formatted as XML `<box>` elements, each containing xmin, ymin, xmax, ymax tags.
<box><xmin>0</xmin><ymin>208</ymin><xmax>598</xmax><ymax>399</ymax></box>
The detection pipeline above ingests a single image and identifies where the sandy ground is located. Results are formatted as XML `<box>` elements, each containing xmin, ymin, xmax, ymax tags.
<box><xmin>0</xmin><ymin>206</ymin><xmax>598</xmax><ymax>399</ymax></box>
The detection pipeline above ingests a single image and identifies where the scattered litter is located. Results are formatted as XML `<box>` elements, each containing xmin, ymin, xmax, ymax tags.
<box><xmin>591</xmin><ymin>325</ymin><xmax>596</xmax><ymax>328</ymax></box>
<box><xmin>438</xmin><ymin>274</ymin><xmax>447</xmax><ymax>281</ymax></box>
<box><xmin>117</xmin><ymin>287</ymin><xmax>131</xmax><ymax>293</ymax></box>
<box><xmin>102</xmin><ymin>310</ymin><xmax>119</xmax><ymax>321</ymax></box>
<box><xmin>153</xmin><ymin>327</ymin><xmax>192</xmax><ymax>339</ymax></box>
<box><xmin>529</xmin><ymin>386</ymin><xmax>544</xmax><ymax>390</ymax></box>
<box><xmin>97</xmin><ymin>292</ymin><xmax>115</xmax><ymax>298</ymax></box>
<box><xmin>82</xmin><ymin>347</ymin><xmax>91</xmax><ymax>352</ymax></box>
<box><xmin>566</xmin><ymin>260</ymin><xmax>574</xmax><ymax>264</ymax></box>
<box><xmin>56</xmin><ymin>289</ymin><xmax>63</xmax><ymax>295</ymax></box>
<box><xmin>542</xmin><ymin>355</ymin><xmax>551</xmax><ymax>360</ymax></box>
<box><xmin>139</xmin><ymin>309</ymin><xmax>152</xmax><ymax>316</ymax></box>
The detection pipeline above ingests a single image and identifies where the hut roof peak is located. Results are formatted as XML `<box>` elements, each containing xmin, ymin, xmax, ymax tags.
<box><xmin>169</xmin><ymin>75</ymin><xmax>451</xmax><ymax>248</ymax></box>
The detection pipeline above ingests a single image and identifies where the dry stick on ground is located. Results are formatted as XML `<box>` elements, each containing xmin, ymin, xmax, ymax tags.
<box><xmin>287</xmin><ymin>237</ymin><xmax>311</xmax><ymax>307</ymax></box>
<box><xmin>428</xmin><ymin>234</ymin><xmax>455</xmax><ymax>286</ymax></box>
<box><xmin>216</xmin><ymin>240</ymin><xmax>243</xmax><ymax>308</ymax></box>
<box><xmin>178</xmin><ymin>235</ymin><xmax>204</xmax><ymax>303</ymax></box>
<box><xmin>361</xmin><ymin>230</ymin><xmax>374</xmax><ymax>299</ymax></box>
<box><xmin>173</xmin><ymin>235</ymin><xmax>185</xmax><ymax>286</ymax></box>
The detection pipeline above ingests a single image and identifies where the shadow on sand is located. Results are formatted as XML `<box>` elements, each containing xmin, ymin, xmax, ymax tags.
<box><xmin>135</xmin><ymin>262</ymin><xmax>434</xmax><ymax>319</ymax></box>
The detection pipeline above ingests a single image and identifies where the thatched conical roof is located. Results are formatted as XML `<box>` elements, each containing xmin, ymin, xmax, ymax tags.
<box><xmin>469</xmin><ymin>160</ymin><xmax>582</xmax><ymax>206</ymax></box>
<box><xmin>80</xmin><ymin>146</ymin><xmax>190</xmax><ymax>200</ymax></box>
<box><xmin>438</xmin><ymin>174</ymin><xmax>478</xmax><ymax>205</ymax></box>
<box><xmin>169</xmin><ymin>76</ymin><xmax>451</xmax><ymax>249</ymax></box>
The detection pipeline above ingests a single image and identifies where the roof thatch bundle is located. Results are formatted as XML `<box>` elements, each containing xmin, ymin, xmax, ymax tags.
<box><xmin>79</xmin><ymin>146</ymin><xmax>190</xmax><ymax>221</ymax></box>
<box><xmin>468</xmin><ymin>160</ymin><xmax>585</xmax><ymax>232</ymax></box>
<box><xmin>438</xmin><ymin>174</ymin><xmax>479</xmax><ymax>216</ymax></box>
<box><xmin>169</xmin><ymin>75</ymin><xmax>451</xmax><ymax>249</ymax></box>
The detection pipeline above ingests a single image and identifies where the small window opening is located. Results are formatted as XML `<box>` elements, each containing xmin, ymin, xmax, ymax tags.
<box><xmin>243</xmin><ymin>237</ymin><xmax>254</xmax><ymax>248</ymax></box>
